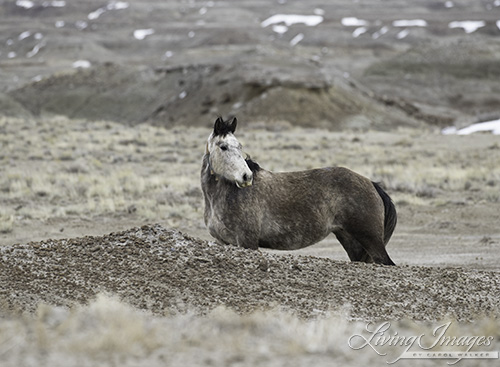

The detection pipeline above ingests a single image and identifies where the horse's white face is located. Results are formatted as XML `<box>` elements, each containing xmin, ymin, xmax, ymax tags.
<box><xmin>207</xmin><ymin>118</ymin><xmax>253</xmax><ymax>188</ymax></box>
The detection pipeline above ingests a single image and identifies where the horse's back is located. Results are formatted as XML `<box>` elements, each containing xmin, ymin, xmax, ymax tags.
<box><xmin>260</xmin><ymin>166</ymin><xmax>380</xmax><ymax>206</ymax></box>
<box><xmin>318</xmin><ymin>166</ymin><xmax>386</xmax><ymax>229</ymax></box>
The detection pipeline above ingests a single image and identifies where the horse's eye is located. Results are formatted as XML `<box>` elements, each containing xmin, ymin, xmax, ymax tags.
<box><xmin>220</xmin><ymin>145</ymin><xmax>228</xmax><ymax>151</ymax></box>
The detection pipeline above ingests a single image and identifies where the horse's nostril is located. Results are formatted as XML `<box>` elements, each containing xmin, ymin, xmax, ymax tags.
<box><xmin>242</xmin><ymin>173</ymin><xmax>253</xmax><ymax>184</ymax></box>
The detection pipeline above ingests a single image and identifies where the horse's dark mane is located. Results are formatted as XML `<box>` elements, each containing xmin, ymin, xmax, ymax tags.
<box><xmin>245</xmin><ymin>156</ymin><xmax>261</xmax><ymax>173</ymax></box>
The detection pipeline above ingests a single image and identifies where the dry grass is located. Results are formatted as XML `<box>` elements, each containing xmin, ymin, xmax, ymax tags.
<box><xmin>0</xmin><ymin>116</ymin><xmax>205</xmax><ymax>237</ymax></box>
<box><xmin>1</xmin><ymin>117</ymin><xmax>499</xmax><ymax>364</ymax></box>
<box><xmin>0</xmin><ymin>294</ymin><xmax>498</xmax><ymax>367</ymax></box>
<box><xmin>0</xmin><ymin>210</ymin><xmax>14</xmax><ymax>234</ymax></box>
<box><xmin>1</xmin><ymin>116</ymin><xmax>499</xmax><ymax>244</ymax></box>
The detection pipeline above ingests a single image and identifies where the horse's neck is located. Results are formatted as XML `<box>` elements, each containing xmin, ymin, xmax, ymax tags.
<box><xmin>201</xmin><ymin>154</ymin><xmax>211</xmax><ymax>177</ymax></box>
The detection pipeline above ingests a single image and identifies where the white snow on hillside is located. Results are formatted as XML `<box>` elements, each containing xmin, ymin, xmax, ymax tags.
<box><xmin>442</xmin><ymin>119</ymin><xmax>500</xmax><ymax>135</ymax></box>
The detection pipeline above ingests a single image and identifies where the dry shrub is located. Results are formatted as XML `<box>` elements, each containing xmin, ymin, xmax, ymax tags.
<box><xmin>0</xmin><ymin>294</ymin><xmax>498</xmax><ymax>367</ymax></box>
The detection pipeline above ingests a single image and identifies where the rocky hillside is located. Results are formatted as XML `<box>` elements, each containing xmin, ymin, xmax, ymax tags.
<box><xmin>1</xmin><ymin>0</ymin><xmax>499</xmax><ymax>129</ymax></box>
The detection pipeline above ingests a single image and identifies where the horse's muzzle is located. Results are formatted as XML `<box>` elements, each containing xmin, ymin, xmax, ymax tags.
<box><xmin>236</xmin><ymin>173</ymin><xmax>253</xmax><ymax>188</ymax></box>
<box><xmin>236</xmin><ymin>180</ymin><xmax>252</xmax><ymax>188</ymax></box>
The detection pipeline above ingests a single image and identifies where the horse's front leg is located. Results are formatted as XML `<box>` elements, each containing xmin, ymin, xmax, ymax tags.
<box><xmin>235</xmin><ymin>232</ymin><xmax>259</xmax><ymax>250</ymax></box>
<box><xmin>233</xmin><ymin>219</ymin><xmax>261</xmax><ymax>250</ymax></box>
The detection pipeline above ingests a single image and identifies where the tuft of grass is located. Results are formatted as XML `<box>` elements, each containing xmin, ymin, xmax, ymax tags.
<box><xmin>0</xmin><ymin>213</ymin><xmax>14</xmax><ymax>234</ymax></box>
<box><xmin>0</xmin><ymin>294</ymin><xmax>498</xmax><ymax>366</ymax></box>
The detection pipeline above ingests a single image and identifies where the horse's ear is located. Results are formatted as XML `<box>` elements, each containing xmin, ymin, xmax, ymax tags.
<box><xmin>213</xmin><ymin>116</ymin><xmax>237</xmax><ymax>136</ymax></box>
<box><xmin>229</xmin><ymin>117</ymin><xmax>237</xmax><ymax>133</ymax></box>
<box><xmin>213</xmin><ymin>117</ymin><xmax>224</xmax><ymax>136</ymax></box>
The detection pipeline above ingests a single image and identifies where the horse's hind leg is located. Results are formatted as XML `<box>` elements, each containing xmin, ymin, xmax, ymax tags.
<box><xmin>334</xmin><ymin>231</ymin><xmax>370</xmax><ymax>262</ymax></box>
<box><xmin>360</xmin><ymin>237</ymin><xmax>395</xmax><ymax>265</ymax></box>
<box><xmin>334</xmin><ymin>230</ymin><xmax>395</xmax><ymax>266</ymax></box>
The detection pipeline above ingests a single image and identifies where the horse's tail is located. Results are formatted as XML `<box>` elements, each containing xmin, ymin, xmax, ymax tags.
<box><xmin>372</xmin><ymin>182</ymin><xmax>397</xmax><ymax>245</ymax></box>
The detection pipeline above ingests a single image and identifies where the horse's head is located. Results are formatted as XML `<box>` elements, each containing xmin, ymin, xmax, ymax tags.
<box><xmin>206</xmin><ymin>117</ymin><xmax>253</xmax><ymax>188</ymax></box>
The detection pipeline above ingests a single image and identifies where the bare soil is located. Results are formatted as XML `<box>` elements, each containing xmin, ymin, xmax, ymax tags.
<box><xmin>1</xmin><ymin>223</ymin><xmax>499</xmax><ymax>322</ymax></box>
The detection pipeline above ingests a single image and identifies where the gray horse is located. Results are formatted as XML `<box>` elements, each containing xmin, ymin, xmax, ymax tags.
<box><xmin>201</xmin><ymin>117</ymin><xmax>397</xmax><ymax>265</ymax></box>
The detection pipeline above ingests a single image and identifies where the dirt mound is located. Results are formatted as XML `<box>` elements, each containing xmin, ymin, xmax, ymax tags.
<box><xmin>1</xmin><ymin>224</ymin><xmax>499</xmax><ymax>321</ymax></box>
<box><xmin>2</xmin><ymin>0</ymin><xmax>499</xmax><ymax>129</ymax></box>
<box><xmin>7</xmin><ymin>59</ymin><xmax>423</xmax><ymax>130</ymax></box>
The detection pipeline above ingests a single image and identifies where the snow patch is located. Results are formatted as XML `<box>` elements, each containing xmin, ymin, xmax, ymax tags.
<box><xmin>27</xmin><ymin>42</ymin><xmax>44</xmax><ymax>58</ymax></box>
<box><xmin>396</xmin><ymin>29</ymin><xmax>410</xmax><ymax>39</ymax></box>
<box><xmin>89</xmin><ymin>2</ymin><xmax>129</xmax><ymax>20</ymax></box>
<box><xmin>448</xmin><ymin>20</ymin><xmax>486</xmax><ymax>33</ymax></box>
<box><xmin>133</xmin><ymin>29</ymin><xmax>154</xmax><ymax>40</ymax></box>
<box><xmin>289</xmin><ymin>33</ymin><xmax>304</xmax><ymax>46</ymax></box>
<box><xmin>261</xmin><ymin>14</ymin><xmax>323</xmax><ymax>28</ymax></box>
<box><xmin>372</xmin><ymin>26</ymin><xmax>389</xmax><ymax>39</ymax></box>
<box><xmin>442</xmin><ymin>119</ymin><xmax>500</xmax><ymax>135</ymax></box>
<box><xmin>108</xmin><ymin>1</ymin><xmax>129</xmax><ymax>10</ymax></box>
<box><xmin>352</xmin><ymin>27</ymin><xmax>367</xmax><ymax>38</ymax></box>
<box><xmin>88</xmin><ymin>8</ymin><xmax>106</xmax><ymax>20</ymax></box>
<box><xmin>72</xmin><ymin>60</ymin><xmax>92</xmax><ymax>69</ymax></box>
<box><xmin>16</xmin><ymin>0</ymin><xmax>34</xmax><ymax>9</ymax></box>
<box><xmin>392</xmin><ymin>19</ymin><xmax>427</xmax><ymax>27</ymax></box>
<box><xmin>272</xmin><ymin>25</ymin><xmax>288</xmax><ymax>34</ymax></box>
<box><xmin>18</xmin><ymin>31</ymin><xmax>31</xmax><ymax>41</ymax></box>
<box><xmin>341</xmin><ymin>17</ymin><xmax>368</xmax><ymax>27</ymax></box>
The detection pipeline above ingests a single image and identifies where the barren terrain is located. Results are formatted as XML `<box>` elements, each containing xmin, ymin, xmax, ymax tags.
<box><xmin>1</xmin><ymin>0</ymin><xmax>500</xmax><ymax>366</ymax></box>
<box><xmin>1</xmin><ymin>116</ymin><xmax>500</xmax><ymax>366</ymax></box>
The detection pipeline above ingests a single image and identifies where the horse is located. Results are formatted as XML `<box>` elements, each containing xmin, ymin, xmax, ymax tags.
<box><xmin>201</xmin><ymin>117</ymin><xmax>397</xmax><ymax>265</ymax></box>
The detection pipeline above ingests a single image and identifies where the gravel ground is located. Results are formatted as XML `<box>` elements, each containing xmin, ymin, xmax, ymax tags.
<box><xmin>1</xmin><ymin>224</ymin><xmax>499</xmax><ymax>367</ymax></box>
<box><xmin>2</xmin><ymin>224</ymin><xmax>498</xmax><ymax>322</ymax></box>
